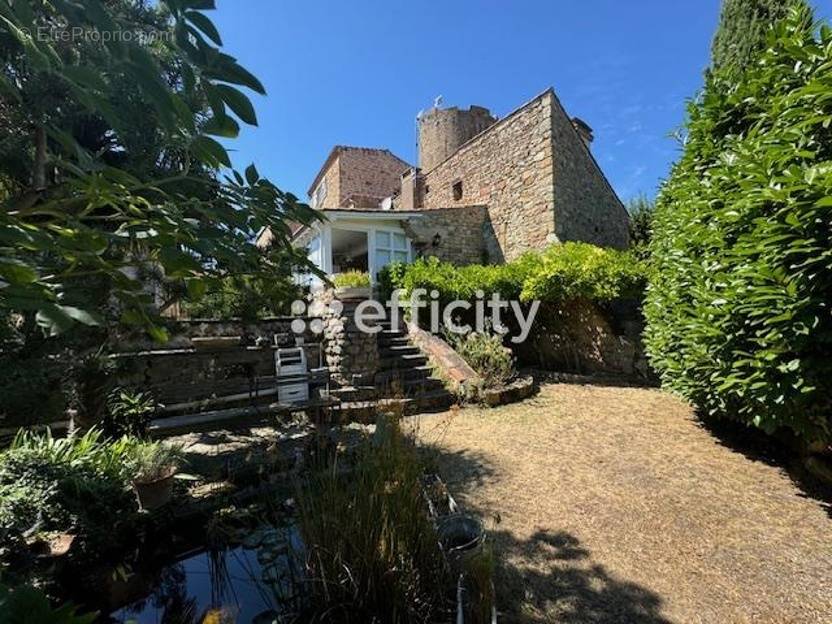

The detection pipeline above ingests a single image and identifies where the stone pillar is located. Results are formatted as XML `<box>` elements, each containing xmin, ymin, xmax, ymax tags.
<box><xmin>314</xmin><ymin>289</ymin><xmax>380</xmax><ymax>387</ymax></box>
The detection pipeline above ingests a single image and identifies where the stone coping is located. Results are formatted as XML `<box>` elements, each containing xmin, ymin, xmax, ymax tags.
<box><xmin>482</xmin><ymin>375</ymin><xmax>538</xmax><ymax>407</ymax></box>
<box><xmin>406</xmin><ymin>322</ymin><xmax>481</xmax><ymax>396</ymax></box>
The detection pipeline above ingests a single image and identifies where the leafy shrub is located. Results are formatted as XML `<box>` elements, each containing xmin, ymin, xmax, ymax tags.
<box><xmin>182</xmin><ymin>274</ymin><xmax>301</xmax><ymax>321</ymax></box>
<box><xmin>296</xmin><ymin>416</ymin><xmax>450</xmax><ymax>622</ymax></box>
<box><xmin>128</xmin><ymin>441</ymin><xmax>183</xmax><ymax>483</ymax></box>
<box><xmin>385</xmin><ymin>243</ymin><xmax>644</xmax><ymax>313</ymax></box>
<box><xmin>0</xmin><ymin>430</ymin><xmax>138</xmax><ymax>545</ymax></box>
<box><xmin>520</xmin><ymin>243</ymin><xmax>646</xmax><ymax>303</ymax></box>
<box><xmin>645</xmin><ymin>6</ymin><xmax>832</xmax><ymax>442</ymax></box>
<box><xmin>449</xmin><ymin>331</ymin><xmax>516</xmax><ymax>388</ymax></box>
<box><xmin>101</xmin><ymin>389</ymin><xmax>156</xmax><ymax>439</ymax></box>
<box><xmin>0</xmin><ymin>582</ymin><xmax>95</xmax><ymax>624</ymax></box>
<box><xmin>0</xmin><ymin>356</ymin><xmax>67</xmax><ymax>428</ymax></box>
<box><xmin>331</xmin><ymin>270</ymin><xmax>371</xmax><ymax>289</ymax></box>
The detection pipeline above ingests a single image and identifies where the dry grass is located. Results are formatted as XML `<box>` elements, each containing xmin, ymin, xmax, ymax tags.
<box><xmin>413</xmin><ymin>380</ymin><xmax>832</xmax><ymax>623</ymax></box>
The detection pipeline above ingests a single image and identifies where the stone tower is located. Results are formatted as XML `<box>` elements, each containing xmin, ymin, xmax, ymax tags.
<box><xmin>417</xmin><ymin>104</ymin><xmax>496</xmax><ymax>172</ymax></box>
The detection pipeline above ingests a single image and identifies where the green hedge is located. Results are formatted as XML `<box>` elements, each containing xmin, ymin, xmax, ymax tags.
<box><xmin>645</xmin><ymin>7</ymin><xmax>832</xmax><ymax>442</ymax></box>
<box><xmin>380</xmin><ymin>242</ymin><xmax>645</xmax><ymax>309</ymax></box>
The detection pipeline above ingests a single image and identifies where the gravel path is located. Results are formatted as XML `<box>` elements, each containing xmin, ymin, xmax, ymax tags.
<box><xmin>415</xmin><ymin>380</ymin><xmax>832</xmax><ymax>623</ymax></box>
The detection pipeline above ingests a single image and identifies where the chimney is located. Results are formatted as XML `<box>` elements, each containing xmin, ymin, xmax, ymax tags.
<box><xmin>399</xmin><ymin>167</ymin><xmax>424</xmax><ymax>210</ymax></box>
<box><xmin>571</xmin><ymin>117</ymin><xmax>594</xmax><ymax>148</ymax></box>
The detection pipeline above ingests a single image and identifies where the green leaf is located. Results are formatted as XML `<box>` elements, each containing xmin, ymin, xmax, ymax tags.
<box><xmin>190</xmin><ymin>135</ymin><xmax>231</xmax><ymax>167</ymax></box>
<box><xmin>245</xmin><ymin>164</ymin><xmax>259</xmax><ymax>185</ymax></box>
<box><xmin>148</xmin><ymin>325</ymin><xmax>170</xmax><ymax>343</ymax></box>
<box><xmin>185</xmin><ymin>10</ymin><xmax>222</xmax><ymax>46</ymax></box>
<box><xmin>204</xmin><ymin>113</ymin><xmax>240</xmax><ymax>138</ymax></box>
<box><xmin>186</xmin><ymin>278</ymin><xmax>207</xmax><ymax>300</ymax></box>
<box><xmin>0</xmin><ymin>260</ymin><xmax>38</xmax><ymax>284</ymax></box>
<box><xmin>215</xmin><ymin>84</ymin><xmax>258</xmax><ymax>125</ymax></box>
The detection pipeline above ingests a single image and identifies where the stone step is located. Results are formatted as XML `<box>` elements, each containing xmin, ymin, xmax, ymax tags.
<box><xmin>329</xmin><ymin>385</ymin><xmax>378</xmax><ymax>402</ymax></box>
<box><xmin>335</xmin><ymin>389</ymin><xmax>456</xmax><ymax>422</ymax></box>
<box><xmin>377</xmin><ymin>334</ymin><xmax>410</xmax><ymax>347</ymax></box>
<box><xmin>374</xmin><ymin>376</ymin><xmax>445</xmax><ymax>397</ymax></box>
<box><xmin>378</xmin><ymin>353</ymin><xmax>428</xmax><ymax>370</ymax></box>
<box><xmin>379</xmin><ymin>344</ymin><xmax>421</xmax><ymax>358</ymax></box>
<box><xmin>374</xmin><ymin>364</ymin><xmax>433</xmax><ymax>385</ymax></box>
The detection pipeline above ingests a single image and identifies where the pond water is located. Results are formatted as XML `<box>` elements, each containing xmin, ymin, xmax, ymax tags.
<box><xmin>107</xmin><ymin>525</ymin><xmax>304</xmax><ymax>624</ymax></box>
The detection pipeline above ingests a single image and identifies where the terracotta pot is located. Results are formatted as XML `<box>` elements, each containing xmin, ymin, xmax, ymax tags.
<box><xmin>132</xmin><ymin>469</ymin><xmax>176</xmax><ymax>511</ymax></box>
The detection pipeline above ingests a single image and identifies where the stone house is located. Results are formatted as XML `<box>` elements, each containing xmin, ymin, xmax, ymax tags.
<box><xmin>257</xmin><ymin>87</ymin><xmax>629</xmax><ymax>281</ymax></box>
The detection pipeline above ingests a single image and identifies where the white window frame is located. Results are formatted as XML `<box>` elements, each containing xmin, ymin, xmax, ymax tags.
<box><xmin>370</xmin><ymin>228</ymin><xmax>411</xmax><ymax>279</ymax></box>
<box><xmin>315</xmin><ymin>218</ymin><xmax>413</xmax><ymax>284</ymax></box>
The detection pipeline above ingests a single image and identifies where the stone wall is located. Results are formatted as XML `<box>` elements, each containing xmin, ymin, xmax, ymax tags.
<box><xmin>421</xmin><ymin>92</ymin><xmax>556</xmax><ymax>261</ymax></box>
<box><xmin>337</xmin><ymin>148</ymin><xmax>410</xmax><ymax>208</ymax></box>
<box><xmin>313</xmin><ymin>154</ymin><xmax>342</xmax><ymax>209</ymax></box>
<box><xmin>513</xmin><ymin>299</ymin><xmax>652</xmax><ymax>380</ymax></box>
<box><xmin>549</xmin><ymin>93</ymin><xmax>630</xmax><ymax>249</ymax></box>
<box><xmin>402</xmin><ymin>206</ymin><xmax>495</xmax><ymax>266</ymax></box>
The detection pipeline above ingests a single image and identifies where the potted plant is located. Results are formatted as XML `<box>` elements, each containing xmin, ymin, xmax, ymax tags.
<box><xmin>130</xmin><ymin>442</ymin><xmax>183</xmax><ymax>511</ymax></box>
<box><xmin>331</xmin><ymin>270</ymin><xmax>372</xmax><ymax>300</ymax></box>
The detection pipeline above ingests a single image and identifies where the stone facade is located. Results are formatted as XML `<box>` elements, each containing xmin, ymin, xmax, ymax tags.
<box><xmin>308</xmin><ymin>146</ymin><xmax>410</xmax><ymax>210</ymax></box>
<box><xmin>411</xmin><ymin>89</ymin><xmax>628</xmax><ymax>261</ymax></box>
<box><xmin>549</xmin><ymin>94</ymin><xmax>630</xmax><ymax>249</ymax></box>
<box><xmin>402</xmin><ymin>205</ymin><xmax>496</xmax><ymax>266</ymax></box>
<box><xmin>417</xmin><ymin>92</ymin><xmax>556</xmax><ymax>261</ymax></box>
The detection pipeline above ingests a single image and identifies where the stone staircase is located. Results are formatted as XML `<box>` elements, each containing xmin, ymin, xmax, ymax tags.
<box><xmin>329</xmin><ymin>316</ymin><xmax>457</xmax><ymax>420</ymax></box>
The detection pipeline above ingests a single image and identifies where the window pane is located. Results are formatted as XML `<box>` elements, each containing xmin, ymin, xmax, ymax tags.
<box><xmin>376</xmin><ymin>250</ymin><xmax>391</xmax><ymax>266</ymax></box>
<box><xmin>376</xmin><ymin>231</ymin><xmax>390</xmax><ymax>248</ymax></box>
<box><xmin>394</xmin><ymin>251</ymin><xmax>408</xmax><ymax>263</ymax></box>
<box><xmin>393</xmin><ymin>233</ymin><xmax>407</xmax><ymax>250</ymax></box>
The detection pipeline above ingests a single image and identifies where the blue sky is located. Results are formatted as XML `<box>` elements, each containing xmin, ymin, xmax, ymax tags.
<box><xmin>211</xmin><ymin>0</ymin><xmax>830</xmax><ymax>205</ymax></box>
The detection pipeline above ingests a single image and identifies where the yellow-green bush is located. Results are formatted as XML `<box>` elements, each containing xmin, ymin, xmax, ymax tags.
<box><xmin>381</xmin><ymin>242</ymin><xmax>645</xmax><ymax>309</ymax></box>
<box><xmin>331</xmin><ymin>270</ymin><xmax>371</xmax><ymax>289</ymax></box>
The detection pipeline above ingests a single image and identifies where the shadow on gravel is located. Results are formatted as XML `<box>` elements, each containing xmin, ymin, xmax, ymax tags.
<box><xmin>697</xmin><ymin>415</ymin><xmax>832</xmax><ymax>519</ymax></box>
<box><xmin>422</xmin><ymin>438</ymin><xmax>670</xmax><ymax>624</ymax></box>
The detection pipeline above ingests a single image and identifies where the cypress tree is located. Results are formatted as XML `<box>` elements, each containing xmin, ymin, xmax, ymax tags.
<box><xmin>710</xmin><ymin>0</ymin><xmax>796</xmax><ymax>74</ymax></box>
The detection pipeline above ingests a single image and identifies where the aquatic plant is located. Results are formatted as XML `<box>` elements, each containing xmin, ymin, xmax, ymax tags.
<box><xmin>295</xmin><ymin>415</ymin><xmax>451</xmax><ymax>622</ymax></box>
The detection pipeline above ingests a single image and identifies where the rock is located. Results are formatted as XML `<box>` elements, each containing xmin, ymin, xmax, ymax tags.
<box><xmin>805</xmin><ymin>455</ymin><xmax>832</xmax><ymax>485</ymax></box>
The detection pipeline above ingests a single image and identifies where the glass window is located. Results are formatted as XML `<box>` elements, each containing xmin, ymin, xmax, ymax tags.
<box><xmin>393</xmin><ymin>233</ymin><xmax>407</xmax><ymax>250</ymax></box>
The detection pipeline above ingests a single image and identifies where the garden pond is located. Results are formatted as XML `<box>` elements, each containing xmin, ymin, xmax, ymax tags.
<box><xmin>106</xmin><ymin>524</ymin><xmax>305</xmax><ymax>623</ymax></box>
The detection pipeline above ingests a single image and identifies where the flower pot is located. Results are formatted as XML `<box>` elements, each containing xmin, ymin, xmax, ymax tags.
<box><xmin>132</xmin><ymin>469</ymin><xmax>176</xmax><ymax>511</ymax></box>
<box><xmin>437</xmin><ymin>514</ymin><xmax>485</xmax><ymax>574</ymax></box>
<box><xmin>333</xmin><ymin>286</ymin><xmax>372</xmax><ymax>301</ymax></box>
